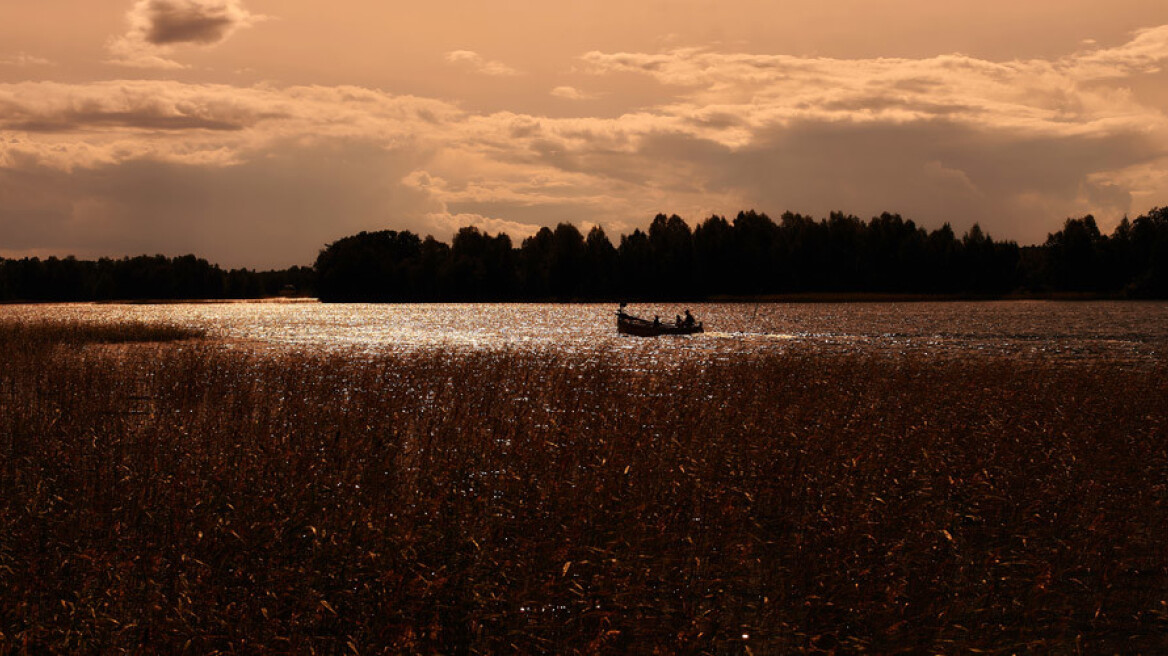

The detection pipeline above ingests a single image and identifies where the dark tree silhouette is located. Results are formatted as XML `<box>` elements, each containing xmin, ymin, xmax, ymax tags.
<box><xmin>731</xmin><ymin>210</ymin><xmax>779</xmax><ymax>295</ymax></box>
<box><xmin>417</xmin><ymin>236</ymin><xmax>452</xmax><ymax>300</ymax></box>
<box><xmin>584</xmin><ymin>226</ymin><xmax>619</xmax><ymax>299</ymax></box>
<box><xmin>926</xmin><ymin>223</ymin><xmax>960</xmax><ymax>292</ymax></box>
<box><xmin>6</xmin><ymin>206</ymin><xmax>1166</xmax><ymax>302</ymax></box>
<box><xmin>315</xmin><ymin>230</ymin><xmax>421</xmax><ymax>301</ymax></box>
<box><xmin>1044</xmin><ymin>216</ymin><xmax>1104</xmax><ymax>292</ymax></box>
<box><xmin>648</xmin><ymin>214</ymin><xmax>695</xmax><ymax>299</ymax></box>
<box><xmin>519</xmin><ymin>227</ymin><xmax>554</xmax><ymax>300</ymax></box>
<box><xmin>1128</xmin><ymin>207</ymin><xmax>1168</xmax><ymax>296</ymax></box>
<box><xmin>693</xmin><ymin>215</ymin><xmax>735</xmax><ymax>297</ymax></box>
<box><xmin>0</xmin><ymin>253</ymin><xmax>311</xmax><ymax>302</ymax></box>
<box><xmin>549</xmin><ymin>223</ymin><xmax>587</xmax><ymax>299</ymax></box>
<box><xmin>617</xmin><ymin>229</ymin><xmax>653</xmax><ymax>300</ymax></box>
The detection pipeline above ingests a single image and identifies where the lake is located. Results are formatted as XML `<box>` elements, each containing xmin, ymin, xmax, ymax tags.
<box><xmin>3</xmin><ymin>300</ymin><xmax>1166</xmax><ymax>364</ymax></box>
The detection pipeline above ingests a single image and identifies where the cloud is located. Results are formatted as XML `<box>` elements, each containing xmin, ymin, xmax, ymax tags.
<box><xmin>137</xmin><ymin>0</ymin><xmax>254</xmax><ymax>45</ymax></box>
<box><xmin>0</xmin><ymin>85</ymin><xmax>256</xmax><ymax>134</ymax></box>
<box><xmin>0</xmin><ymin>52</ymin><xmax>53</xmax><ymax>67</ymax></box>
<box><xmin>1070</xmin><ymin>24</ymin><xmax>1168</xmax><ymax>78</ymax></box>
<box><xmin>424</xmin><ymin>212</ymin><xmax>543</xmax><ymax>242</ymax></box>
<box><xmin>5</xmin><ymin>26</ymin><xmax>1168</xmax><ymax>266</ymax></box>
<box><xmin>107</xmin><ymin>0</ymin><xmax>260</xmax><ymax>69</ymax></box>
<box><xmin>0</xmin><ymin>140</ymin><xmax>441</xmax><ymax>269</ymax></box>
<box><xmin>550</xmin><ymin>86</ymin><xmax>597</xmax><ymax>100</ymax></box>
<box><xmin>425</xmin><ymin>27</ymin><xmax>1168</xmax><ymax>239</ymax></box>
<box><xmin>0</xmin><ymin>81</ymin><xmax>463</xmax><ymax>170</ymax></box>
<box><xmin>445</xmin><ymin>50</ymin><xmax>521</xmax><ymax>76</ymax></box>
<box><xmin>578</xmin><ymin>27</ymin><xmax>1168</xmax><ymax>127</ymax></box>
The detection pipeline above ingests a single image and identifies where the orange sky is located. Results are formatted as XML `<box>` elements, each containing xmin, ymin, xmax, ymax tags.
<box><xmin>2</xmin><ymin>0</ymin><xmax>1168</xmax><ymax>267</ymax></box>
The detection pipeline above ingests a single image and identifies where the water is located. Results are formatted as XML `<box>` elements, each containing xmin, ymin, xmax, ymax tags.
<box><xmin>2</xmin><ymin>300</ymin><xmax>1166</xmax><ymax>364</ymax></box>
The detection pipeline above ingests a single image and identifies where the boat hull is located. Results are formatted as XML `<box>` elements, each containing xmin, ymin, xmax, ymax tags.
<box><xmin>617</xmin><ymin>316</ymin><xmax>704</xmax><ymax>337</ymax></box>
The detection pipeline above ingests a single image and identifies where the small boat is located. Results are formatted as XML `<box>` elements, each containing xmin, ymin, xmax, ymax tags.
<box><xmin>616</xmin><ymin>309</ymin><xmax>704</xmax><ymax>337</ymax></box>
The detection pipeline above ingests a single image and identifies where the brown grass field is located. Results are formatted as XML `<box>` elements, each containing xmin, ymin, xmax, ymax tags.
<box><xmin>1</xmin><ymin>319</ymin><xmax>1166</xmax><ymax>653</ymax></box>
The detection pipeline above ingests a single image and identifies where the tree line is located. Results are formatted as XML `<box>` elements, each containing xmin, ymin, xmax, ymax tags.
<box><xmin>315</xmin><ymin>207</ymin><xmax>1168</xmax><ymax>301</ymax></box>
<box><xmin>3</xmin><ymin>207</ymin><xmax>1165</xmax><ymax>302</ymax></box>
<box><xmin>0</xmin><ymin>254</ymin><xmax>314</xmax><ymax>302</ymax></box>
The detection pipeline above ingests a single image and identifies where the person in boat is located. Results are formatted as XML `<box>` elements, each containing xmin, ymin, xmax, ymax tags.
<box><xmin>617</xmin><ymin>301</ymin><xmax>628</xmax><ymax>319</ymax></box>
<box><xmin>683</xmin><ymin>309</ymin><xmax>695</xmax><ymax>328</ymax></box>
<box><xmin>653</xmin><ymin>315</ymin><xmax>661</xmax><ymax>327</ymax></box>
<box><xmin>675</xmin><ymin>314</ymin><xmax>683</xmax><ymax>327</ymax></box>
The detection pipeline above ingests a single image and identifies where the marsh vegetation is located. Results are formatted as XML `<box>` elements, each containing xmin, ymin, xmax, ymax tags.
<box><xmin>1</xmin><ymin>319</ymin><xmax>1165</xmax><ymax>652</ymax></box>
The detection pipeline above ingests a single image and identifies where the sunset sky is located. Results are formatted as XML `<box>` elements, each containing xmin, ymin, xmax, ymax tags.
<box><xmin>3</xmin><ymin>1</ymin><xmax>1168</xmax><ymax>268</ymax></box>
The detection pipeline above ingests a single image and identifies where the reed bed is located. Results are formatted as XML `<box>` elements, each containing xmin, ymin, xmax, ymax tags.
<box><xmin>1</xmin><ymin>320</ymin><xmax>1166</xmax><ymax>653</ymax></box>
<box><xmin>0</xmin><ymin>319</ymin><xmax>206</xmax><ymax>346</ymax></box>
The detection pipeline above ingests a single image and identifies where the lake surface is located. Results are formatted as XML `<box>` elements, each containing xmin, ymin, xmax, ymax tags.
<box><xmin>4</xmin><ymin>300</ymin><xmax>1166</xmax><ymax>364</ymax></box>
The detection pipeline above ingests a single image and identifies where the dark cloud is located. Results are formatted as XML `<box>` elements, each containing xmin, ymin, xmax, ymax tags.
<box><xmin>818</xmin><ymin>95</ymin><xmax>975</xmax><ymax>116</ymax></box>
<box><xmin>143</xmin><ymin>1</ymin><xmax>238</xmax><ymax>45</ymax></box>
<box><xmin>7</xmin><ymin>112</ymin><xmax>246</xmax><ymax>133</ymax></box>
<box><xmin>0</xmin><ymin>82</ymin><xmax>283</xmax><ymax>135</ymax></box>
<box><xmin>685</xmin><ymin>112</ymin><xmax>748</xmax><ymax>130</ymax></box>
<box><xmin>108</xmin><ymin>0</ymin><xmax>258</xmax><ymax>68</ymax></box>
<box><xmin>633</xmin><ymin>119</ymin><xmax>1156</xmax><ymax>243</ymax></box>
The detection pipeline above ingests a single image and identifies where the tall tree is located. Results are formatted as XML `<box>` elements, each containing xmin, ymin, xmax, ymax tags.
<box><xmin>693</xmin><ymin>215</ymin><xmax>735</xmax><ymax>297</ymax></box>
<box><xmin>617</xmin><ymin>229</ymin><xmax>653</xmax><ymax>300</ymax></box>
<box><xmin>584</xmin><ymin>226</ymin><xmax>619</xmax><ymax>299</ymax></box>
<box><xmin>519</xmin><ymin>227</ymin><xmax>554</xmax><ymax>299</ymax></box>
<box><xmin>1044</xmin><ymin>216</ymin><xmax>1104</xmax><ymax>292</ymax></box>
<box><xmin>732</xmin><ymin>210</ymin><xmax>779</xmax><ymax>294</ymax></box>
<box><xmin>648</xmin><ymin>214</ymin><xmax>694</xmax><ymax>298</ymax></box>
<box><xmin>549</xmin><ymin>223</ymin><xmax>586</xmax><ymax>299</ymax></box>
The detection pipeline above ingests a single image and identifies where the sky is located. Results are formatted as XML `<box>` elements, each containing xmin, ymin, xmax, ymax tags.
<box><xmin>2</xmin><ymin>1</ymin><xmax>1168</xmax><ymax>268</ymax></box>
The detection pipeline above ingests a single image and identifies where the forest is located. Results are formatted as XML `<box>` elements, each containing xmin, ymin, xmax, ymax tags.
<box><xmin>0</xmin><ymin>254</ymin><xmax>314</xmax><ymax>302</ymax></box>
<box><xmin>2</xmin><ymin>207</ymin><xmax>1166</xmax><ymax>301</ymax></box>
<box><xmin>314</xmin><ymin>207</ymin><xmax>1168</xmax><ymax>302</ymax></box>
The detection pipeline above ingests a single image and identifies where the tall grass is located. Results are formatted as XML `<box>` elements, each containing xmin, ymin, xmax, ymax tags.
<box><xmin>1</xmin><ymin>321</ymin><xmax>1165</xmax><ymax>653</ymax></box>
<box><xmin>0</xmin><ymin>318</ymin><xmax>205</xmax><ymax>346</ymax></box>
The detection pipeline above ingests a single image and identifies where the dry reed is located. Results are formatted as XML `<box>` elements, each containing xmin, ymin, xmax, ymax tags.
<box><xmin>0</xmin><ymin>320</ymin><xmax>1165</xmax><ymax>653</ymax></box>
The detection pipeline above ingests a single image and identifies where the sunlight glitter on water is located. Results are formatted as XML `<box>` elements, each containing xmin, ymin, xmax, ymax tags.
<box><xmin>3</xmin><ymin>300</ymin><xmax>1166</xmax><ymax>364</ymax></box>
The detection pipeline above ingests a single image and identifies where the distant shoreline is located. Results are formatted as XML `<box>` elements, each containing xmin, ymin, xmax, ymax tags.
<box><xmin>2</xmin><ymin>292</ymin><xmax>1159</xmax><ymax>305</ymax></box>
<box><xmin>0</xmin><ymin>296</ymin><xmax>318</xmax><ymax>306</ymax></box>
<box><xmin>700</xmin><ymin>291</ymin><xmax>1139</xmax><ymax>303</ymax></box>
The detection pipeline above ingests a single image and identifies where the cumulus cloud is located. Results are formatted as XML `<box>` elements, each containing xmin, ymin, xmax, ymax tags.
<box><xmin>444</xmin><ymin>50</ymin><xmax>521</xmax><ymax>76</ymax></box>
<box><xmin>425</xmin><ymin>212</ymin><xmax>543</xmax><ymax>242</ymax></box>
<box><xmin>107</xmin><ymin>0</ymin><xmax>260</xmax><ymax>69</ymax></box>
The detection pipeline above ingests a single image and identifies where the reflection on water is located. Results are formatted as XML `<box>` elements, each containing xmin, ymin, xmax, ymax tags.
<box><xmin>3</xmin><ymin>300</ymin><xmax>1166</xmax><ymax>364</ymax></box>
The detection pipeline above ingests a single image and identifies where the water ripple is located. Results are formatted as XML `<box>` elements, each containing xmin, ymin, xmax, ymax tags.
<box><xmin>3</xmin><ymin>300</ymin><xmax>1166</xmax><ymax>365</ymax></box>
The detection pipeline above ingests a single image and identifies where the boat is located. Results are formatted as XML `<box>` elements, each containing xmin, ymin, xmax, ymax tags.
<box><xmin>616</xmin><ymin>309</ymin><xmax>704</xmax><ymax>337</ymax></box>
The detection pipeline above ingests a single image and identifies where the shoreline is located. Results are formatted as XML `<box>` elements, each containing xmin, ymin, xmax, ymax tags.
<box><xmin>3</xmin><ymin>292</ymin><xmax>1162</xmax><ymax>305</ymax></box>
